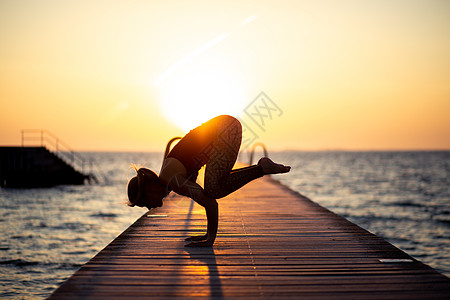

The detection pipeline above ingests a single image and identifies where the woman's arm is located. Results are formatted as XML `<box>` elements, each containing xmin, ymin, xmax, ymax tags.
<box><xmin>169</xmin><ymin>174</ymin><xmax>218</xmax><ymax>247</ymax></box>
<box><xmin>187</xmin><ymin>196</ymin><xmax>218</xmax><ymax>247</ymax></box>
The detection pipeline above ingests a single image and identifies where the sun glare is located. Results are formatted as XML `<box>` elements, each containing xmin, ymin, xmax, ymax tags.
<box><xmin>158</xmin><ymin>65</ymin><xmax>247</xmax><ymax>132</ymax></box>
<box><xmin>154</xmin><ymin>15</ymin><xmax>258</xmax><ymax>133</ymax></box>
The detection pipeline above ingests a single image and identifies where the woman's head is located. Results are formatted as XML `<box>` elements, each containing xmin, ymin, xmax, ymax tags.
<box><xmin>127</xmin><ymin>167</ymin><xmax>167</xmax><ymax>209</ymax></box>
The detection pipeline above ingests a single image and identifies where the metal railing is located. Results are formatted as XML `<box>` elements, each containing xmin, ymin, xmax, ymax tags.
<box><xmin>21</xmin><ymin>129</ymin><xmax>100</xmax><ymax>182</ymax></box>
<box><xmin>248</xmin><ymin>142</ymin><xmax>269</xmax><ymax>165</ymax></box>
<box><xmin>163</xmin><ymin>137</ymin><xmax>182</xmax><ymax>160</ymax></box>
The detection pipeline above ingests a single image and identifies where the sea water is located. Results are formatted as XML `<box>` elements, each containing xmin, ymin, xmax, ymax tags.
<box><xmin>0</xmin><ymin>151</ymin><xmax>449</xmax><ymax>299</ymax></box>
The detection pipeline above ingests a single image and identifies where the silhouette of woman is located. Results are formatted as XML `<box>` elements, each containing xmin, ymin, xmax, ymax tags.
<box><xmin>127</xmin><ymin>115</ymin><xmax>290</xmax><ymax>247</ymax></box>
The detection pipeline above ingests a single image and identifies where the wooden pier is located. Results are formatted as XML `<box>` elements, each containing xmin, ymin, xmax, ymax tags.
<box><xmin>49</xmin><ymin>175</ymin><xmax>450</xmax><ymax>299</ymax></box>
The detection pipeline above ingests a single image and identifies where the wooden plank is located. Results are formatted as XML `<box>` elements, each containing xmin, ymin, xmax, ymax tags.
<box><xmin>48</xmin><ymin>175</ymin><xmax>450</xmax><ymax>299</ymax></box>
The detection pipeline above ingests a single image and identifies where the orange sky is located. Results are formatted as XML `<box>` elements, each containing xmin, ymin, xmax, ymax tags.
<box><xmin>1</xmin><ymin>0</ymin><xmax>449</xmax><ymax>151</ymax></box>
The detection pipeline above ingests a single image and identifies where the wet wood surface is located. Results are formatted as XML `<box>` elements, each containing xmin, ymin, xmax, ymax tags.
<box><xmin>48</xmin><ymin>175</ymin><xmax>450</xmax><ymax>299</ymax></box>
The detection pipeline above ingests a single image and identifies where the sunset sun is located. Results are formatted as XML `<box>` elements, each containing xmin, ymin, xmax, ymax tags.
<box><xmin>157</xmin><ymin>65</ymin><xmax>247</xmax><ymax>132</ymax></box>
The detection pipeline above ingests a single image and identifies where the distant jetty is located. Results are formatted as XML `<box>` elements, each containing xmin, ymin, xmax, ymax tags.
<box><xmin>0</xmin><ymin>130</ymin><xmax>96</xmax><ymax>188</ymax></box>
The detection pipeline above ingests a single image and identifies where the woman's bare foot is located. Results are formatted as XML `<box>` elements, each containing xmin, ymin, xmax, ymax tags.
<box><xmin>258</xmin><ymin>157</ymin><xmax>291</xmax><ymax>175</ymax></box>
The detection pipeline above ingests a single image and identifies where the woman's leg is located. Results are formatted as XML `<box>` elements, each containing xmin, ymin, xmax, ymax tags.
<box><xmin>204</xmin><ymin>117</ymin><xmax>264</xmax><ymax>199</ymax></box>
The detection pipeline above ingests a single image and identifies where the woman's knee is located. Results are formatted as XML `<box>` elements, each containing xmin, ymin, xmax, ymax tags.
<box><xmin>229</xmin><ymin>117</ymin><xmax>242</xmax><ymax>139</ymax></box>
<box><xmin>219</xmin><ymin>116</ymin><xmax>242</xmax><ymax>139</ymax></box>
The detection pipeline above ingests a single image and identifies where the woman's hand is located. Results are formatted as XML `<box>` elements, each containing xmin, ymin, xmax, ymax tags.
<box><xmin>185</xmin><ymin>234</ymin><xmax>207</xmax><ymax>242</ymax></box>
<box><xmin>185</xmin><ymin>239</ymin><xmax>214</xmax><ymax>247</ymax></box>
